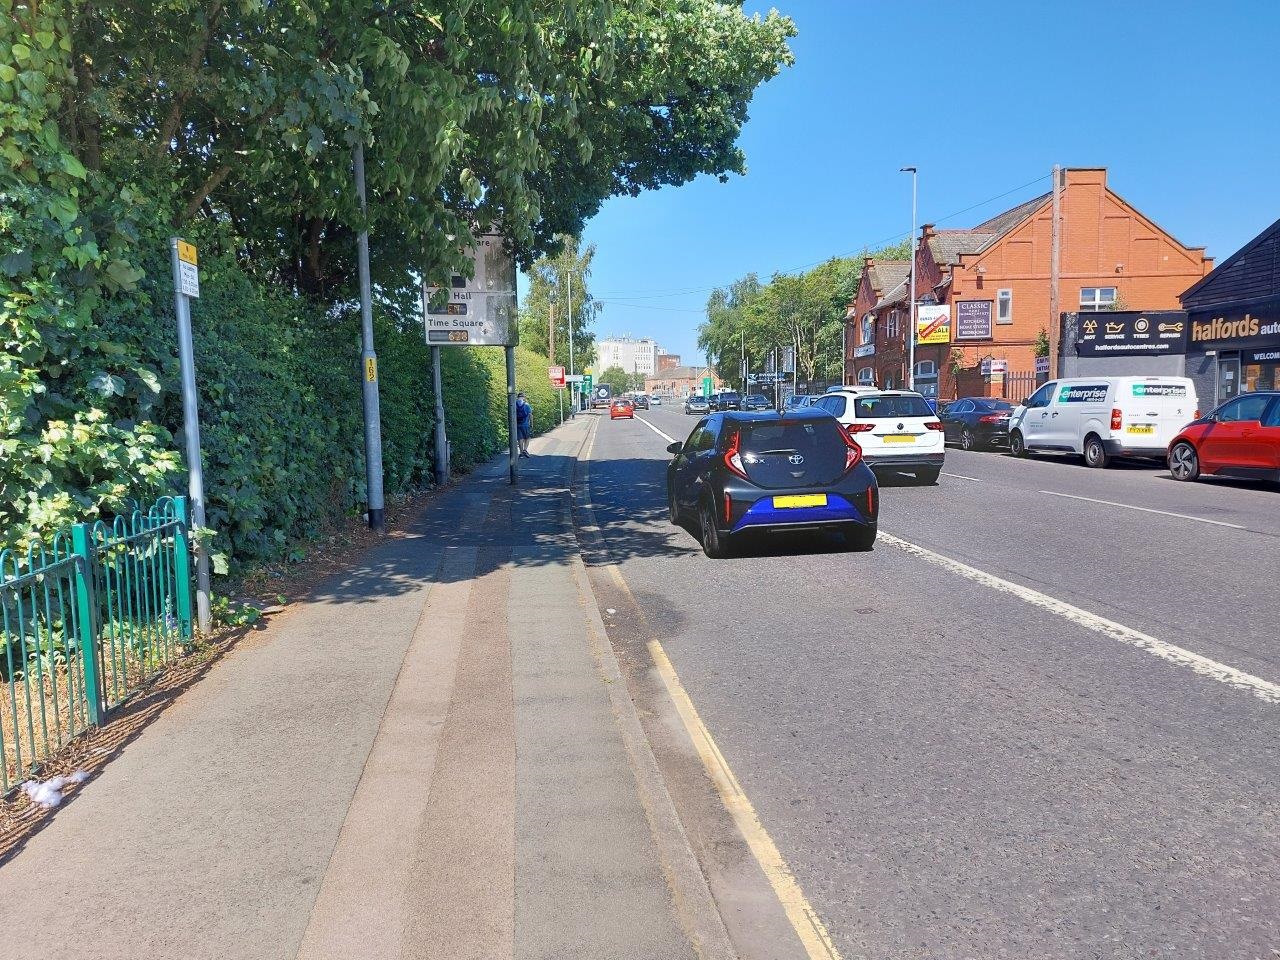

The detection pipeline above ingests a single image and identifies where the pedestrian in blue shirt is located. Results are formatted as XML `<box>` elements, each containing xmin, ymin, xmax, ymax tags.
<box><xmin>516</xmin><ymin>392</ymin><xmax>532</xmax><ymax>458</ymax></box>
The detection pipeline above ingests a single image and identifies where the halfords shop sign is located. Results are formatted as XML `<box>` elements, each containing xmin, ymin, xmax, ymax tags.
<box><xmin>1190</xmin><ymin>312</ymin><xmax>1280</xmax><ymax>346</ymax></box>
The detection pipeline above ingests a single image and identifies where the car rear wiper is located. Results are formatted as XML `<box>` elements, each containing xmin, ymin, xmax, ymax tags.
<box><xmin>757</xmin><ymin>448</ymin><xmax>797</xmax><ymax>455</ymax></box>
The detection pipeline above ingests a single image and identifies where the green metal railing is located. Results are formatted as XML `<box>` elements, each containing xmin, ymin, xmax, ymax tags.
<box><xmin>1</xmin><ymin>497</ymin><xmax>193</xmax><ymax>792</ymax></box>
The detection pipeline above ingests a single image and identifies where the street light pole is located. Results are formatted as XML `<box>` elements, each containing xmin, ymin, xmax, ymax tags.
<box><xmin>355</xmin><ymin>140</ymin><xmax>385</xmax><ymax>533</ymax></box>
<box><xmin>901</xmin><ymin>166</ymin><xmax>917</xmax><ymax>392</ymax></box>
<box><xmin>567</xmin><ymin>268</ymin><xmax>575</xmax><ymax>415</ymax></box>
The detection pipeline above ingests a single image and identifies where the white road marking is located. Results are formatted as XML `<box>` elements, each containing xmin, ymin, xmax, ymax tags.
<box><xmin>942</xmin><ymin>472</ymin><xmax>983</xmax><ymax>482</ymax></box>
<box><xmin>1039</xmin><ymin>490</ymin><xmax>1245</xmax><ymax>530</ymax></box>
<box><xmin>634</xmin><ymin>414</ymin><xmax>677</xmax><ymax>444</ymax></box>
<box><xmin>876</xmin><ymin>531</ymin><xmax>1280</xmax><ymax>705</ymax></box>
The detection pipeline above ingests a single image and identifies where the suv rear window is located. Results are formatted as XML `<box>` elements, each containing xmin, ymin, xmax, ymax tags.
<box><xmin>854</xmin><ymin>395</ymin><xmax>933</xmax><ymax>418</ymax></box>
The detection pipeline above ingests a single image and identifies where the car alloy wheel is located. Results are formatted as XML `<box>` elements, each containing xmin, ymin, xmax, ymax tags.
<box><xmin>1169</xmin><ymin>441</ymin><xmax>1200</xmax><ymax>482</ymax></box>
<box><xmin>667</xmin><ymin>484</ymin><xmax>683</xmax><ymax>524</ymax></box>
<box><xmin>960</xmin><ymin>428</ymin><xmax>975</xmax><ymax>451</ymax></box>
<box><xmin>1010</xmin><ymin>430</ymin><xmax>1027</xmax><ymax>458</ymax></box>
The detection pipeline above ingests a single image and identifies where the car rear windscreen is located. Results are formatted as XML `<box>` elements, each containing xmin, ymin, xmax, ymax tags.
<box><xmin>854</xmin><ymin>395</ymin><xmax>933</xmax><ymax>418</ymax></box>
<box><xmin>974</xmin><ymin>399</ymin><xmax>1014</xmax><ymax>412</ymax></box>
<box><xmin>736</xmin><ymin>419</ymin><xmax>848</xmax><ymax>488</ymax></box>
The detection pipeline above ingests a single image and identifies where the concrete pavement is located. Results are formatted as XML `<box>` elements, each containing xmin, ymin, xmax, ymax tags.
<box><xmin>0</xmin><ymin>414</ymin><xmax>745</xmax><ymax>960</ymax></box>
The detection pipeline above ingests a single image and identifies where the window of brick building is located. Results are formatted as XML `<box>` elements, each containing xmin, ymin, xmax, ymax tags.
<box><xmin>997</xmin><ymin>289</ymin><xmax>1013</xmax><ymax>324</ymax></box>
<box><xmin>1079</xmin><ymin>287</ymin><xmax>1117</xmax><ymax>311</ymax></box>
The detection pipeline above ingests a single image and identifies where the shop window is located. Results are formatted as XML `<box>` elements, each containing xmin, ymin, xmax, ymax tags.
<box><xmin>857</xmin><ymin>367</ymin><xmax>875</xmax><ymax>386</ymax></box>
<box><xmin>1079</xmin><ymin>287</ymin><xmax>1117</xmax><ymax>311</ymax></box>
<box><xmin>997</xmin><ymin>289</ymin><xmax>1013</xmax><ymax>324</ymax></box>
<box><xmin>913</xmin><ymin>360</ymin><xmax>938</xmax><ymax>398</ymax></box>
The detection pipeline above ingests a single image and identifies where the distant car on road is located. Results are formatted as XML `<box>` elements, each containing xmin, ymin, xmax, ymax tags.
<box><xmin>709</xmin><ymin>391</ymin><xmax>741</xmax><ymax>411</ymax></box>
<box><xmin>743</xmin><ymin>394</ymin><xmax>771</xmax><ymax>411</ymax></box>
<box><xmin>609</xmin><ymin>398</ymin><xmax>634</xmax><ymax>420</ymax></box>
<box><xmin>632</xmin><ymin>394</ymin><xmax>650</xmax><ymax>410</ymax></box>
<box><xmin>811</xmin><ymin>389</ymin><xmax>944</xmax><ymax>484</ymax></box>
<box><xmin>1009</xmin><ymin>376</ymin><xmax>1198</xmax><ymax>467</ymax></box>
<box><xmin>665</xmin><ymin>410</ymin><xmax>878</xmax><ymax>557</ymax></box>
<box><xmin>1167</xmin><ymin>391</ymin><xmax>1280</xmax><ymax>483</ymax></box>
<box><xmin>784</xmin><ymin>394</ymin><xmax>813</xmax><ymax>410</ymax></box>
<box><xmin>650</xmin><ymin>395</ymin><xmax>662</xmax><ymax>406</ymax></box>
<box><xmin>939</xmin><ymin>397</ymin><xmax>1016</xmax><ymax>450</ymax></box>
<box><xmin>685</xmin><ymin>395</ymin><xmax>710</xmax><ymax>415</ymax></box>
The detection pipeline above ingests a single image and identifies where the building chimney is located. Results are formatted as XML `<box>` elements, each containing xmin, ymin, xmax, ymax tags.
<box><xmin>921</xmin><ymin>223</ymin><xmax>936</xmax><ymax>240</ymax></box>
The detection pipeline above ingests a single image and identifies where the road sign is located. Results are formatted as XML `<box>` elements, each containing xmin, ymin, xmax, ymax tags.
<box><xmin>422</xmin><ymin>234</ymin><xmax>516</xmax><ymax>346</ymax></box>
<box><xmin>549</xmin><ymin>365</ymin><xmax>566</xmax><ymax>387</ymax></box>
<box><xmin>702</xmin><ymin>376</ymin><xmax>713</xmax><ymax>397</ymax></box>
<box><xmin>583</xmin><ymin>374</ymin><xmax>593</xmax><ymax>394</ymax></box>
<box><xmin>176</xmin><ymin>240</ymin><xmax>200</xmax><ymax>298</ymax></box>
<box><xmin>564</xmin><ymin>375</ymin><xmax>584</xmax><ymax>384</ymax></box>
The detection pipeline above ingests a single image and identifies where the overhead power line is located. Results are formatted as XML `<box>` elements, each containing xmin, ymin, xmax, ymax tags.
<box><xmin>589</xmin><ymin>173</ymin><xmax>1052</xmax><ymax>303</ymax></box>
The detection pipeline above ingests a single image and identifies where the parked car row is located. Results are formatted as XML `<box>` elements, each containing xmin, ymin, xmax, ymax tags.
<box><xmin>937</xmin><ymin>376</ymin><xmax>1280</xmax><ymax>483</ymax></box>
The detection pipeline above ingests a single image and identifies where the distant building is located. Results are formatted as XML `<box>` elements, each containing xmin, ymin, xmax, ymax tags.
<box><xmin>597</xmin><ymin>336</ymin><xmax>663</xmax><ymax>376</ymax></box>
<box><xmin>645</xmin><ymin>365</ymin><xmax>720</xmax><ymax>397</ymax></box>
<box><xmin>657</xmin><ymin>353</ymin><xmax>681</xmax><ymax>372</ymax></box>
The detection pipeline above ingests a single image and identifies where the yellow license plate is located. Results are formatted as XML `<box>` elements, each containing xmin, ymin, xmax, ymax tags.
<box><xmin>1126</xmin><ymin>424</ymin><xmax>1155</xmax><ymax>434</ymax></box>
<box><xmin>882</xmin><ymin>434</ymin><xmax>916</xmax><ymax>443</ymax></box>
<box><xmin>773</xmin><ymin>494</ymin><xmax>828</xmax><ymax>509</ymax></box>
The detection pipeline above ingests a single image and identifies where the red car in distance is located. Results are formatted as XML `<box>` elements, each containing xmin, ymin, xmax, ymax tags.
<box><xmin>1168</xmin><ymin>391</ymin><xmax>1280</xmax><ymax>483</ymax></box>
<box><xmin>609</xmin><ymin>398</ymin><xmax>635</xmax><ymax>420</ymax></box>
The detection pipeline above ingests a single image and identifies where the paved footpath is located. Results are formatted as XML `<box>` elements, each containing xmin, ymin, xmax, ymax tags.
<box><xmin>0</xmin><ymin>416</ymin><xmax>738</xmax><ymax>960</ymax></box>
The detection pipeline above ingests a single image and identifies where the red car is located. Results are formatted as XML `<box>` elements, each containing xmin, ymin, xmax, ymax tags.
<box><xmin>1168</xmin><ymin>391</ymin><xmax>1280</xmax><ymax>483</ymax></box>
<box><xmin>609</xmin><ymin>398</ymin><xmax>635</xmax><ymax>420</ymax></box>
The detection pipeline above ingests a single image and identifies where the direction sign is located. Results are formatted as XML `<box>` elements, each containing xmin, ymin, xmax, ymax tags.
<box><xmin>564</xmin><ymin>375</ymin><xmax>584</xmax><ymax>384</ymax></box>
<box><xmin>423</xmin><ymin>235</ymin><xmax>516</xmax><ymax>346</ymax></box>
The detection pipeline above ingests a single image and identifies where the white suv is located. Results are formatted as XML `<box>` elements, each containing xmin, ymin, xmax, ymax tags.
<box><xmin>812</xmin><ymin>389</ymin><xmax>945</xmax><ymax>484</ymax></box>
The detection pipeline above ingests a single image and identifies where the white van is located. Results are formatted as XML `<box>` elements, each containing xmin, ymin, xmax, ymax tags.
<box><xmin>1009</xmin><ymin>376</ymin><xmax>1198</xmax><ymax>468</ymax></box>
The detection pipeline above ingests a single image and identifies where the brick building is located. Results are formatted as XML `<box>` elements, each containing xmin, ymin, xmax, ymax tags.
<box><xmin>845</xmin><ymin>168</ymin><xmax>1214</xmax><ymax>400</ymax></box>
<box><xmin>845</xmin><ymin>258</ymin><xmax>910</xmax><ymax>388</ymax></box>
<box><xmin>644</xmin><ymin>365</ymin><xmax>720</xmax><ymax>398</ymax></box>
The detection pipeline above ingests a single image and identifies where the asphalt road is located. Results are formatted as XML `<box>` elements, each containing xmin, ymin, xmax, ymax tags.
<box><xmin>580</xmin><ymin>404</ymin><xmax>1280</xmax><ymax>960</ymax></box>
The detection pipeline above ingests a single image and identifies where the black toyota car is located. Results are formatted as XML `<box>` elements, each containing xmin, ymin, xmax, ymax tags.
<box><xmin>665</xmin><ymin>410</ymin><xmax>878</xmax><ymax>557</ymax></box>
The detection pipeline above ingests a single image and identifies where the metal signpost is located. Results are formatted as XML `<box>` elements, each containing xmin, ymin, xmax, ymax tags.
<box><xmin>168</xmin><ymin>237</ymin><xmax>211</xmax><ymax>634</ymax></box>
<box><xmin>354</xmin><ymin>141</ymin><xmax>386</xmax><ymax>533</ymax></box>
<box><xmin>423</xmin><ymin>235</ymin><xmax>520</xmax><ymax>484</ymax></box>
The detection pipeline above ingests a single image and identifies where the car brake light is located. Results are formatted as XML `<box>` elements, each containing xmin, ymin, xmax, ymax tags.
<box><xmin>839</xmin><ymin>428</ymin><xmax>864</xmax><ymax>473</ymax></box>
<box><xmin>978</xmin><ymin>414</ymin><xmax>1004</xmax><ymax>423</ymax></box>
<box><xmin>723</xmin><ymin>430</ymin><xmax>748</xmax><ymax>480</ymax></box>
<box><xmin>924</xmin><ymin>421</ymin><xmax>943</xmax><ymax>431</ymax></box>
<box><xmin>866</xmin><ymin>486</ymin><xmax>875</xmax><ymax>517</ymax></box>
<box><xmin>1111</xmin><ymin>408</ymin><xmax>1123</xmax><ymax>430</ymax></box>
<box><xmin>844</xmin><ymin>422</ymin><xmax>874</xmax><ymax>438</ymax></box>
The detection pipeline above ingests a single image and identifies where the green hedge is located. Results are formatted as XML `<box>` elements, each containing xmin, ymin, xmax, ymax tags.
<box><xmin>3</xmin><ymin>228</ymin><xmax>568</xmax><ymax>572</ymax></box>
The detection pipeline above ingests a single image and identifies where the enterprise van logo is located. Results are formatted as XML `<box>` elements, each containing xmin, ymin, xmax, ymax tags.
<box><xmin>1191</xmin><ymin>314</ymin><xmax>1280</xmax><ymax>342</ymax></box>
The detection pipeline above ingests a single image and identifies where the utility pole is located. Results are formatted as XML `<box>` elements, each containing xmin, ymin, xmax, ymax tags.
<box><xmin>549</xmin><ymin>300</ymin><xmax>557</xmax><ymax>369</ymax></box>
<box><xmin>567</xmin><ymin>268</ymin><xmax>575</xmax><ymax>415</ymax></box>
<box><xmin>901</xmin><ymin>166</ymin><xmax>918</xmax><ymax>392</ymax></box>
<box><xmin>1049</xmin><ymin>163</ymin><xmax>1063</xmax><ymax>377</ymax></box>
<box><xmin>354</xmin><ymin>140</ymin><xmax>385</xmax><ymax>532</ymax></box>
<box><xmin>168</xmin><ymin>237</ymin><xmax>211</xmax><ymax>634</ymax></box>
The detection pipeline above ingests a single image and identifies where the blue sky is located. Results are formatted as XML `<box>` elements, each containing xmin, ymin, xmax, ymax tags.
<box><xmin>559</xmin><ymin>0</ymin><xmax>1280</xmax><ymax>365</ymax></box>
